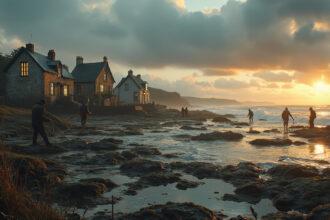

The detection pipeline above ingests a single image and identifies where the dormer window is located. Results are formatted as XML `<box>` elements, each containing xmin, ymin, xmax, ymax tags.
<box><xmin>20</xmin><ymin>62</ymin><xmax>29</xmax><ymax>77</ymax></box>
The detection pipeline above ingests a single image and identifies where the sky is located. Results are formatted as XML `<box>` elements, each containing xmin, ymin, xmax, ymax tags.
<box><xmin>0</xmin><ymin>0</ymin><xmax>330</xmax><ymax>105</ymax></box>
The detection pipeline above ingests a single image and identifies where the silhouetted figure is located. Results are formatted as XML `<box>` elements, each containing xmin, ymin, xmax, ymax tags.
<box><xmin>32</xmin><ymin>99</ymin><xmax>51</xmax><ymax>146</ymax></box>
<box><xmin>248</xmin><ymin>109</ymin><xmax>254</xmax><ymax>124</ymax></box>
<box><xmin>282</xmin><ymin>107</ymin><xmax>294</xmax><ymax>133</ymax></box>
<box><xmin>185</xmin><ymin>107</ymin><xmax>189</xmax><ymax>117</ymax></box>
<box><xmin>309</xmin><ymin>107</ymin><xmax>316</xmax><ymax>129</ymax></box>
<box><xmin>181</xmin><ymin>107</ymin><xmax>185</xmax><ymax>117</ymax></box>
<box><xmin>80</xmin><ymin>102</ymin><xmax>91</xmax><ymax>127</ymax></box>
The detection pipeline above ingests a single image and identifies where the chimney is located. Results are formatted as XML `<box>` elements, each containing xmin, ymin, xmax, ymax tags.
<box><xmin>48</xmin><ymin>49</ymin><xmax>56</xmax><ymax>61</ymax></box>
<box><xmin>128</xmin><ymin>69</ymin><xmax>133</xmax><ymax>76</ymax></box>
<box><xmin>26</xmin><ymin>43</ymin><xmax>34</xmax><ymax>53</ymax></box>
<box><xmin>76</xmin><ymin>56</ymin><xmax>83</xmax><ymax>65</ymax></box>
<box><xmin>103</xmin><ymin>56</ymin><xmax>108</xmax><ymax>63</ymax></box>
<box><xmin>137</xmin><ymin>74</ymin><xmax>141</xmax><ymax>79</ymax></box>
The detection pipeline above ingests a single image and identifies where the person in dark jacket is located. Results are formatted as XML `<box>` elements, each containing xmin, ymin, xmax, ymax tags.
<box><xmin>309</xmin><ymin>107</ymin><xmax>317</xmax><ymax>129</ymax></box>
<box><xmin>282</xmin><ymin>107</ymin><xmax>294</xmax><ymax>133</ymax></box>
<box><xmin>248</xmin><ymin>109</ymin><xmax>254</xmax><ymax>124</ymax></box>
<box><xmin>80</xmin><ymin>102</ymin><xmax>91</xmax><ymax>127</ymax></box>
<box><xmin>32</xmin><ymin>99</ymin><xmax>51</xmax><ymax>146</ymax></box>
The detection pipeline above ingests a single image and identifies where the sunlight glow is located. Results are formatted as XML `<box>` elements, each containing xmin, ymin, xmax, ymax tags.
<box><xmin>314</xmin><ymin>144</ymin><xmax>325</xmax><ymax>155</ymax></box>
<box><xmin>313</xmin><ymin>80</ymin><xmax>329</xmax><ymax>93</ymax></box>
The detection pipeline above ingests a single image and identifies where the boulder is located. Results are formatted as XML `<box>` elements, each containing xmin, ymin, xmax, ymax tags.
<box><xmin>212</xmin><ymin>116</ymin><xmax>232</xmax><ymax>124</ymax></box>
<box><xmin>191</xmin><ymin>131</ymin><xmax>244</xmax><ymax>141</ymax></box>
<box><xmin>176</xmin><ymin>180</ymin><xmax>201</xmax><ymax>190</ymax></box>
<box><xmin>117</xmin><ymin>202</ymin><xmax>223</xmax><ymax>220</ymax></box>
<box><xmin>267</xmin><ymin>164</ymin><xmax>319</xmax><ymax>179</ymax></box>
<box><xmin>180</xmin><ymin>125</ymin><xmax>207</xmax><ymax>131</ymax></box>
<box><xmin>120</xmin><ymin>159</ymin><xmax>165</xmax><ymax>176</ymax></box>
<box><xmin>249</xmin><ymin>138</ymin><xmax>293</xmax><ymax>146</ymax></box>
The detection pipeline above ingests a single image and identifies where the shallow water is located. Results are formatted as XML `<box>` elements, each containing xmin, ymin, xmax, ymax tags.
<box><xmin>10</xmin><ymin>105</ymin><xmax>329</xmax><ymax>218</ymax></box>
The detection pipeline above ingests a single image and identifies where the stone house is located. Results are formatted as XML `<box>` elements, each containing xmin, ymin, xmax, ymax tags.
<box><xmin>71</xmin><ymin>56</ymin><xmax>115</xmax><ymax>106</ymax></box>
<box><xmin>115</xmin><ymin>70</ymin><xmax>150</xmax><ymax>105</ymax></box>
<box><xmin>4</xmin><ymin>43</ymin><xmax>74</xmax><ymax>106</ymax></box>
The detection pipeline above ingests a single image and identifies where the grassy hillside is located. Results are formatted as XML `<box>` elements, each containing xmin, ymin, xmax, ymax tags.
<box><xmin>149</xmin><ymin>87</ymin><xmax>189</xmax><ymax>108</ymax></box>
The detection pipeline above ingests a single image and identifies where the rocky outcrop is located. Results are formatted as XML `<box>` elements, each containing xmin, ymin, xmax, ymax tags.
<box><xmin>117</xmin><ymin>202</ymin><xmax>223</xmax><ymax>220</ymax></box>
<box><xmin>249</xmin><ymin>138</ymin><xmax>293</xmax><ymax>146</ymax></box>
<box><xmin>191</xmin><ymin>131</ymin><xmax>244</xmax><ymax>141</ymax></box>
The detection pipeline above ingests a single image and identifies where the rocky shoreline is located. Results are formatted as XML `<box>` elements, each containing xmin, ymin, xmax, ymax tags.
<box><xmin>1</xmin><ymin>105</ymin><xmax>330</xmax><ymax>219</ymax></box>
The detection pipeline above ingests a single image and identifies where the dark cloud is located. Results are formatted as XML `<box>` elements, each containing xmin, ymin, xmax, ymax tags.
<box><xmin>0</xmin><ymin>0</ymin><xmax>329</xmax><ymax>82</ymax></box>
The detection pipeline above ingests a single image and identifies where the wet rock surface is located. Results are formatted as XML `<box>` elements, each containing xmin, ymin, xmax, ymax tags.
<box><xmin>117</xmin><ymin>202</ymin><xmax>224</xmax><ymax>220</ymax></box>
<box><xmin>120</xmin><ymin>159</ymin><xmax>165</xmax><ymax>176</ymax></box>
<box><xmin>191</xmin><ymin>131</ymin><xmax>244</xmax><ymax>141</ymax></box>
<box><xmin>249</xmin><ymin>138</ymin><xmax>293</xmax><ymax>146</ymax></box>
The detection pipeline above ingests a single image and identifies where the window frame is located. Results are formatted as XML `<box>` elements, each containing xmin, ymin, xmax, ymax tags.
<box><xmin>50</xmin><ymin>83</ymin><xmax>55</xmax><ymax>96</ymax></box>
<box><xmin>20</xmin><ymin>61</ymin><xmax>29</xmax><ymax>77</ymax></box>
<box><xmin>100</xmin><ymin>84</ymin><xmax>104</xmax><ymax>93</ymax></box>
<box><xmin>63</xmin><ymin>85</ymin><xmax>69</xmax><ymax>97</ymax></box>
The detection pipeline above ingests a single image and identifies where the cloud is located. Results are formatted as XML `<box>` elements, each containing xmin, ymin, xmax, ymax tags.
<box><xmin>0</xmin><ymin>0</ymin><xmax>330</xmax><ymax>84</ymax></box>
<box><xmin>214</xmin><ymin>78</ymin><xmax>253</xmax><ymax>89</ymax></box>
<box><xmin>203</xmin><ymin>68</ymin><xmax>237</xmax><ymax>76</ymax></box>
<box><xmin>253</xmin><ymin>71</ymin><xmax>294</xmax><ymax>82</ymax></box>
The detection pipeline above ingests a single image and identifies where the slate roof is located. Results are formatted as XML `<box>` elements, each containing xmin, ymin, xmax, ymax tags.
<box><xmin>71</xmin><ymin>62</ymin><xmax>115</xmax><ymax>83</ymax></box>
<box><xmin>115</xmin><ymin>73</ymin><xmax>147</xmax><ymax>90</ymax></box>
<box><xmin>5</xmin><ymin>47</ymin><xmax>74</xmax><ymax>79</ymax></box>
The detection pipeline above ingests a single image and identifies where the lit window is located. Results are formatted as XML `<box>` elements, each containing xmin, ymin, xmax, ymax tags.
<box><xmin>104</xmin><ymin>73</ymin><xmax>107</xmax><ymax>81</ymax></box>
<box><xmin>20</xmin><ymin>62</ymin><xmax>29</xmax><ymax>77</ymax></box>
<box><xmin>50</xmin><ymin>83</ymin><xmax>54</xmax><ymax>96</ymax></box>
<box><xmin>100</xmin><ymin>84</ymin><xmax>104</xmax><ymax>93</ymax></box>
<box><xmin>63</xmin><ymin>85</ymin><xmax>68</xmax><ymax>96</ymax></box>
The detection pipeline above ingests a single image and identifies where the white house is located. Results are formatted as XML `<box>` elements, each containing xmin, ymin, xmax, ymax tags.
<box><xmin>115</xmin><ymin>70</ymin><xmax>150</xmax><ymax>105</ymax></box>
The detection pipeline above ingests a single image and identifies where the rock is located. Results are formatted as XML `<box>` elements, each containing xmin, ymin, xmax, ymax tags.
<box><xmin>180</xmin><ymin>125</ymin><xmax>207</xmax><ymax>131</ymax></box>
<box><xmin>120</xmin><ymin>159</ymin><xmax>165</xmax><ymax>176</ymax></box>
<box><xmin>234</xmin><ymin>182</ymin><xmax>264</xmax><ymax>203</ymax></box>
<box><xmin>117</xmin><ymin>202</ymin><xmax>223</xmax><ymax>220</ymax></box>
<box><xmin>247</xmin><ymin>130</ymin><xmax>261</xmax><ymax>134</ymax></box>
<box><xmin>293</xmin><ymin>141</ymin><xmax>307</xmax><ymax>146</ymax></box>
<box><xmin>322</xmin><ymin>168</ymin><xmax>330</xmax><ymax>177</ymax></box>
<box><xmin>231</xmin><ymin>122</ymin><xmax>250</xmax><ymax>127</ymax></box>
<box><xmin>53</xmin><ymin>182</ymin><xmax>110</xmax><ymax>207</ymax></box>
<box><xmin>308</xmin><ymin>204</ymin><xmax>330</xmax><ymax>219</ymax></box>
<box><xmin>222</xmin><ymin>194</ymin><xmax>242</xmax><ymax>202</ymax></box>
<box><xmin>88</xmin><ymin>138</ymin><xmax>122</xmax><ymax>151</ymax></box>
<box><xmin>293</xmin><ymin>127</ymin><xmax>330</xmax><ymax>139</ymax></box>
<box><xmin>261</xmin><ymin>211</ymin><xmax>304</xmax><ymax>220</ymax></box>
<box><xmin>171</xmin><ymin>161</ymin><xmax>222</xmax><ymax>179</ymax></box>
<box><xmin>123</xmin><ymin>189</ymin><xmax>138</xmax><ymax>196</ymax></box>
<box><xmin>79</xmin><ymin>178</ymin><xmax>118</xmax><ymax>191</ymax></box>
<box><xmin>127</xmin><ymin>172</ymin><xmax>182</xmax><ymax>191</ymax></box>
<box><xmin>121</xmin><ymin>150</ymin><xmax>139</xmax><ymax>160</ymax></box>
<box><xmin>263</xmin><ymin>129</ymin><xmax>281</xmax><ymax>134</ymax></box>
<box><xmin>212</xmin><ymin>116</ymin><xmax>232</xmax><ymax>124</ymax></box>
<box><xmin>176</xmin><ymin>180</ymin><xmax>201</xmax><ymax>190</ymax></box>
<box><xmin>191</xmin><ymin>131</ymin><xmax>244</xmax><ymax>141</ymax></box>
<box><xmin>130</xmin><ymin>146</ymin><xmax>162</xmax><ymax>156</ymax></box>
<box><xmin>267</xmin><ymin>164</ymin><xmax>319</xmax><ymax>179</ymax></box>
<box><xmin>249</xmin><ymin>138</ymin><xmax>293</xmax><ymax>146</ymax></box>
<box><xmin>172</xmin><ymin>134</ymin><xmax>192</xmax><ymax>141</ymax></box>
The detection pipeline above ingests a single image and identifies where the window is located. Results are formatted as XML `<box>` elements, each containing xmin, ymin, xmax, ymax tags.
<box><xmin>63</xmin><ymin>85</ymin><xmax>68</xmax><ymax>96</ymax></box>
<box><xmin>124</xmin><ymin>83</ymin><xmax>129</xmax><ymax>91</ymax></box>
<box><xmin>50</xmin><ymin>83</ymin><xmax>54</xmax><ymax>96</ymax></box>
<box><xmin>20</xmin><ymin>62</ymin><xmax>29</xmax><ymax>77</ymax></box>
<box><xmin>104</xmin><ymin>73</ymin><xmax>107</xmax><ymax>81</ymax></box>
<box><xmin>100</xmin><ymin>84</ymin><xmax>104</xmax><ymax>93</ymax></box>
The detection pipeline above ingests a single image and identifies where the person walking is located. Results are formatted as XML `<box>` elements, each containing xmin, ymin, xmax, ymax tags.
<box><xmin>32</xmin><ymin>99</ymin><xmax>51</xmax><ymax>146</ymax></box>
<box><xmin>282</xmin><ymin>107</ymin><xmax>294</xmax><ymax>133</ymax></box>
<box><xmin>248</xmin><ymin>109</ymin><xmax>254</xmax><ymax>124</ymax></box>
<box><xmin>185</xmin><ymin>107</ymin><xmax>189</xmax><ymax>117</ymax></box>
<box><xmin>309</xmin><ymin>107</ymin><xmax>317</xmax><ymax>129</ymax></box>
<box><xmin>80</xmin><ymin>102</ymin><xmax>91</xmax><ymax>127</ymax></box>
<box><xmin>181</xmin><ymin>107</ymin><xmax>185</xmax><ymax>117</ymax></box>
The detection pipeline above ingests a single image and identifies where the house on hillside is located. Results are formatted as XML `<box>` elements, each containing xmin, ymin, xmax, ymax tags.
<box><xmin>4</xmin><ymin>43</ymin><xmax>74</xmax><ymax>106</ymax></box>
<box><xmin>115</xmin><ymin>70</ymin><xmax>150</xmax><ymax>105</ymax></box>
<box><xmin>71</xmin><ymin>56</ymin><xmax>115</xmax><ymax>106</ymax></box>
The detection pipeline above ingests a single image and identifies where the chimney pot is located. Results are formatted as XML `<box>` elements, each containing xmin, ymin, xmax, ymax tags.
<box><xmin>137</xmin><ymin>74</ymin><xmax>141</xmax><ymax>79</ymax></box>
<box><xmin>26</xmin><ymin>43</ymin><xmax>34</xmax><ymax>53</ymax></box>
<box><xmin>128</xmin><ymin>69</ymin><xmax>133</xmax><ymax>76</ymax></box>
<box><xmin>103</xmin><ymin>56</ymin><xmax>108</xmax><ymax>63</ymax></box>
<box><xmin>76</xmin><ymin>56</ymin><xmax>83</xmax><ymax>65</ymax></box>
<box><xmin>48</xmin><ymin>49</ymin><xmax>56</xmax><ymax>61</ymax></box>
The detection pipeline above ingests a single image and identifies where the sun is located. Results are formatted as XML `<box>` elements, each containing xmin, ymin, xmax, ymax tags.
<box><xmin>313</xmin><ymin>80</ymin><xmax>329</xmax><ymax>93</ymax></box>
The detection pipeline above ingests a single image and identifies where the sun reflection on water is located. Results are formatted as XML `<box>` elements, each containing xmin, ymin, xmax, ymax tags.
<box><xmin>310</xmin><ymin>144</ymin><xmax>327</xmax><ymax>159</ymax></box>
